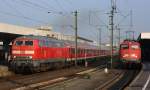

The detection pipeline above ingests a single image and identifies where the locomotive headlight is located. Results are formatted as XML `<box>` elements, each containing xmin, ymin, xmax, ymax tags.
<box><xmin>135</xmin><ymin>56</ymin><xmax>137</xmax><ymax>58</ymax></box>
<box><xmin>123</xmin><ymin>54</ymin><xmax>129</xmax><ymax>57</ymax></box>
<box><xmin>29</xmin><ymin>56</ymin><xmax>32</xmax><ymax>59</ymax></box>
<box><xmin>13</xmin><ymin>56</ymin><xmax>16</xmax><ymax>58</ymax></box>
<box><xmin>131</xmin><ymin>54</ymin><xmax>137</xmax><ymax>58</ymax></box>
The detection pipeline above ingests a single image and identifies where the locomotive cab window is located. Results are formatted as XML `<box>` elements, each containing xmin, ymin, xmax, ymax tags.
<box><xmin>25</xmin><ymin>41</ymin><xmax>33</xmax><ymax>46</ymax></box>
<box><xmin>120</xmin><ymin>44</ymin><xmax>128</xmax><ymax>49</ymax></box>
<box><xmin>15</xmin><ymin>41</ymin><xmax>23</xmax><ymax>46</ymax></box>
<box><xmin>131</xmin><ymin>45</ymin><xmax>139</xmax><ymax>49</ymax></box>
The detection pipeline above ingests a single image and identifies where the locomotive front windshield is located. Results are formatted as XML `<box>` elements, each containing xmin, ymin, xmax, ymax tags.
<box><xmin>15</xmin><ymin>41</ymin><xmax>23</xmax><ymax>46</ymax></box>
<box><xmin>15</xmin><ymin>40</ymin><xmax>33</xmax><ymax>46</ymax></box>
<box><xmin>25</xmin><ymin>41</ymin><xmax>33</xmax><ymax>46</ymax></box>
<box><xmin>131</xmin><ymin>45</ymin><xmax>139</xmax><ymax>49</ymax></box>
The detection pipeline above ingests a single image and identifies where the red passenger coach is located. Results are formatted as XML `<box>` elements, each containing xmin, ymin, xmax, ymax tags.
<box><xmin>119</xmin><ymin>40</ymin><xmax>141</xmax><ymax>64</ymax></box>
<box><xmin>10</xmin><ymin>35</ymin><xmax>109</xmax><ymax>73</ymax></box>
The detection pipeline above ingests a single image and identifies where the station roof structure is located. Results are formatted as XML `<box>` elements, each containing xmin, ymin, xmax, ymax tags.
<box><xmin>0</xmin><ymin>23</ymin><xmax>53</xmax><ymax>36</ymax></box>
<box><xmin>138</xmin><ymin>32</ymin><xmax>150</xmax><ymax>40</ymax></box>
<box><xmin>0</xmin><ymin>23</ymin><xmax>93</xmax><ymax>44</ymax></box>
<box><xmin>0</xmin><ymin>23</ymin><xmax>56</xmax><ymax>42</ymax></box>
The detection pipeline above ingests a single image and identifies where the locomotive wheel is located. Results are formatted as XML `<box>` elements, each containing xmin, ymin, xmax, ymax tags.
<box><xmin>34</xmin><ymin>67</ymin><xmax>41</xmax><ymax>72</ymax></box>
<box><xmin>14</xmin><ymin>67</ymin><xmax>20</xmax><ymax>74</ymax></box>
<box><xmin>40</xmin><ymin>64</ymin><xmax>47</xmax><ymax>72</ymax></box>
<box><xmin>54</xmin><ymin>62</ymin><xmax>63</xmax><ymax>69</ymax></box>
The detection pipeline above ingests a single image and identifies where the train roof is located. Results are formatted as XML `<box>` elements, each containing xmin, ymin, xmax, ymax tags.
<box><xmin>15</xmin><ymin>35</ymin><xmax>99</xmax><ymax>49</ymax></box>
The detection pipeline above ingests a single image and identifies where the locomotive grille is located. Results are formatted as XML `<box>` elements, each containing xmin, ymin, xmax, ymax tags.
<box><xmin>15</xmin><ymin>56</ymin><xmax>31</xmax><ymax>60</ymax></box>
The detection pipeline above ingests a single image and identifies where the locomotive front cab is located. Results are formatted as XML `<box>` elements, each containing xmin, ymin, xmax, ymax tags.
<box><xmin>120</xmin><ymin>42</ymin><xmax>141</xmax><ymax>63</ymax></box>
<box><xmin>10</xmin><ymin>38</ymin><xmax>37</xmax><ymax>71</ymax></box>
<box><xmin>12</xmin><ymin>39</ymin><xmax>35</xmax><ymax>59</ymax></box>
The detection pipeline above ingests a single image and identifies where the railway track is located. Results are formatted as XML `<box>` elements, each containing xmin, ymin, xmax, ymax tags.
<box><xmin>0</xmin><ymin>62</ymin><xmax>139</xmax><ymax>90</ymax></box>
<box><xmin>95</xmin><ymin>70</ymin><xmax>125</xmax><ymax>90</ymax></box>
<box><xmin>37</xmin><ymin>69</ymin><xmax>124</xmax><ymax>90</ymax></box>
<box><xmin>36</xmin><ymin>65</ymin><xmax>140</xmax><ymax>90</ymax></box>
<box><xmin>0</xmin><ymin>67</ymin><xmax>89</xmax><ymax>90</ymax></box>
<box><xmin>13</xmin><ymin>65</ymin><xmax>106</xmax><ymax>90</ymax></box>
<box><xmin>0</xmin><ymin>64</ymin><xmax>139</xmax><ymax>90</ymax></box>
<box><xmin>0</xmin><ymin>61</ymin><xmax>107</xmax><ymax>90</ymax></box>
<box><xmin>98</xmin><ymin>67</ymin><xmax>141</xmax><ymax>90</ymax></box>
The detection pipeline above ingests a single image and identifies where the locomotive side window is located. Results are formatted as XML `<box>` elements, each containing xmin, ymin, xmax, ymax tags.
<box><xmin>39</xmin><ymin>40</ymin><xmax>45</xmax><ymax>47</ymax></box>
<box><xmin>44</xmin><ymin>40</ymin><xmax>49</xmax><ymax>47</ymax></box>
<box><xmin>39</xmin><ymin>40</ymin><xmax>42</xmax><ymax>46</ymax></box>
<box><xmin>15</xmin><ymin>41</ymin><xmax>23</xmax><ymax>46</ymax></box>
<box><xmin>120</xmin><ymin>44</ymin><xmax>128</xmax><ymax>49</ymax></box>
<box><xmin>25</xmin><ymin>41</ymin><xmax>33</xmax><ymax>46</ymax></box>
<box><xmin>54</xmin><ymin>42</ymin><xmax>61</xmax><ymax>47</ymax></box>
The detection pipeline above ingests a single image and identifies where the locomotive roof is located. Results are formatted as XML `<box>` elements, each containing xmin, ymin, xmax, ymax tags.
<box><xmin>17</xmin><ymin>35</ymin><xmax>57</xmax><ymax>41</ymax></box>
<box><xmin>123</xmin><ymin>39</ymin><xmax>138</xmax><ymax>42</ymax></box>
<box><xmin>121</xmin><ymin>40</ymin><xmax>140</xmax><ymax>45</ymax></box>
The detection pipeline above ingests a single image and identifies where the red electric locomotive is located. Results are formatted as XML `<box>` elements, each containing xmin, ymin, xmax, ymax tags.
<box><xmin>119</xmin><ymin>40</ymin><xmax>141</xmax><ymax>66</ymax></box>
<box><xmin>10</xmin><ymin>35</ymin><xmax>109</xmax><ymax>73</ymax></box>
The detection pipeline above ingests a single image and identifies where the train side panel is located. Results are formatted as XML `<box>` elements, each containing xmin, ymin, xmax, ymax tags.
<box><xmin>10</xmin><ymin>35</ymin><xmax>110</xmax><ymax>73</ymax></box>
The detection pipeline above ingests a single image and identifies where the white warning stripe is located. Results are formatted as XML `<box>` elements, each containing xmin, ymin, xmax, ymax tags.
<box><xmin>12</xmin><ymin>50</ymin><xmax>34</xmax><ymax>54</ymax></box>
<box><xmin>142</xmin><ymin>74</ymin><xmax>150</xmax><ymax>90</ymax></box>
<box><xmin>25</xmin><ymin>50</ymin><xmax>34</xmax><ymax>54</ymax></box>
<box><xmin>12</xmin><ymin>50</ymin><xmax>21</xmax><ymax>54</ymax></box>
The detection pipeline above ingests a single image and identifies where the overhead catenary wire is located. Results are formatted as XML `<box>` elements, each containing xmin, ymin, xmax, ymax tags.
<box><xmin>12</xmin><ymin>0</ymin><xmax>70</xmax><ymax>16</ymax></box>
<box><xmin>115</xmin><ymin>9</ymin><xmax>132</xmax><ymax>27</ymax></box>
<box><xmin>62</xmin><ymin>0</ymin><xmax>74</xmax><ymax>10</ymax></box>
<box><xmin>21</xmin><ymin>0</ymin><xmax>51</xmax><ymax>11</ymax></box>
<box><xmin>14</xmin><ymin>0</ymin><xmax>98</xmax><ymax>28</ymax></box>
<box><xmin>1</xmin><ymin>0</ymin><xmax>108</xmax><ymax>32</ymax></box>
<box><xmin>52</xmin><ymin>0</ymin><xmax>97</xmax><ymax>29</ymax></box>
<box><xmin>14</xmin><ymin>0</ymin><xmax>62</xmax><ymax>14</ymax></box>
<box><xmin>92</xmin><ymin>11</ymin><xmax>108</xmax><ymax>27</ymax></box>
<box><xmin>39</xmin><ymin>0</ymin><xmax>57</xmax><ymax>10</ymax></box>
<box><xmin>13</xmin><ymin>0</ymin><xmax>52</xmax><ymax>13</ymax></box>
<box><xmin>54</xmin><ymin>0</ymin><xmax>70</xmax><ymax>14</ymax></box>
<box><xmin>11</xmin><ymin>0</ymin><xmax>73</xmax><ymax>26</ymax></box>
<box><xmin>0</xmin><ymin>10</ymin><xmax>50</xmax><ymax>24</ymax></box>
<box><xmin>3</xmin><ymin>0</ymin><xmax>25</xmax><ymax>17</ymax></box>
<box><xmin>116</xmin><ymin>13</ymin><xmax>130</xmax><ymax>26</ymax></box>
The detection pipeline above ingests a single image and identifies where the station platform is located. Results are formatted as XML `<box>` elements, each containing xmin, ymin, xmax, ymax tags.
<box><xmin>0</xmin><ymin>65</ymin><xmax>13</xmax><ymax>77</ymax></box>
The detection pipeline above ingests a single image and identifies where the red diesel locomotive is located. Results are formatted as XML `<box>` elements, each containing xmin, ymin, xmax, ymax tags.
<box><xmin>119</xmin><ymin>40</ymin><xmax>141</xmax><ymax>65</ymax></box>
<box><xmin>10</xmin><ymin>35</ymin><xmax>109</xmax><ymax>72</ymax></box>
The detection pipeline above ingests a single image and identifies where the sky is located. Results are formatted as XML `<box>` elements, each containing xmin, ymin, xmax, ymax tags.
<box><xmin>0</xmin><ymin>0</ymin><xmax>149</xmax><ymax>44</ymax></box>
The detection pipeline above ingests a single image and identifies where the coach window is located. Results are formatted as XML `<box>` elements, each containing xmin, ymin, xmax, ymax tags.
<box><xmin>25</xmin><ymin>41</ymin><xmax>33</xmax><ymax>46</ymax></box>
<box><xmin>45</xmin><ymin>41</ymin><xmax>49</xmax><ymax>47</ymax></box>
<box><xmin>56</xmin><ymin>42</ymin><xmax>61</xmax><ymax>47</ymax></box>
<box><xmin>81</xmin><ymin>49</ymin><xmax>83</xmax><ymax>54</ymax></box>
<box><xmin>71</xmin><ymin>48</ymin><xmax>75</xmax><ymax>54</ymax></box>
<box><xmin>47</xmin><ymin>41</ymin><xmax>52</xmax><ymax>47</ymax></box>
<box><xmin>78</xmin><ymin>49</ymin><xmax>80</xmax><ymax>54</ymax></box>
<box><xmin>15</xmin><ymin>41</ymin><xmax>23</xmax><ymax>46</ymax></box>
<box><xmin>88</xmin><ymin>50</ymin><xmax>89</xmax><ymax>54</ymax></box>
